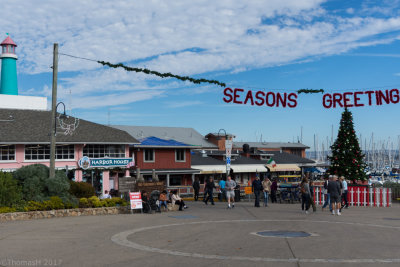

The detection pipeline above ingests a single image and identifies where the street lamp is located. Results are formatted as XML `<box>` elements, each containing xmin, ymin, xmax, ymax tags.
<box><xmin>49</xmin><ymin>101</ymin><xmax>66</xmax><ymax>180</ymax></box>
<box><xmin>218</xmin><ymin>129</ymin><xmax>231</xmax><ymax>178</ymax></box>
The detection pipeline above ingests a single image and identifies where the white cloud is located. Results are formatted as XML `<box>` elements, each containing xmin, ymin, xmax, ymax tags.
<box><xmin>68</xmin><ymin>89</ymin><xmax>164</xmax><ymax>109</ymax></box>
<box><xmin>165</xmin><ymin>100</ymin><xmax>204</xmax><ymax>108</ymax></box>
<box><xmin>2</xmin><ymin>0</ymin><xmax>400</xmax><ymax>109</ymax></box>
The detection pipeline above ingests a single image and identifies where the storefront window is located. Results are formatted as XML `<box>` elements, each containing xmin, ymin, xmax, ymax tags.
<box><xmin>25</xmin><ymin>144</ymin><xmax>74</xmax><ymax>160</ymax></box>
<box><xmin>83</xmin><ymin>144</ymin><xmax>125</xmax><ymax>158</ymax></box>
<box><xmin>0</xmin><ymin>145</ymin><xmax>15</xmax><ymax>161</ymax></box>
<box><xmin>170</xmin><ymin>175</ymin><xmax>182</xmax><ymax>186</ymax></box>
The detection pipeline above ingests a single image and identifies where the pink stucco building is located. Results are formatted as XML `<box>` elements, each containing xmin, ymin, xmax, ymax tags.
<box><xmin>0</xmin><ymin>108</ymin><xmax>139</xmax><ymax>194</ymax></box>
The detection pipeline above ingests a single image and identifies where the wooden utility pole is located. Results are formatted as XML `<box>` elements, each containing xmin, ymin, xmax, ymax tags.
<box><xmin>49</xmin><ymin>43</ymin><xmax>58</xmax><ymax>179</ymax></box>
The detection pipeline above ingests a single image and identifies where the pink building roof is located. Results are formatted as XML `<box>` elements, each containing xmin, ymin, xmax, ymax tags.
<box><xmin>1</xmin><ymin>36</ymin><xmax>17</xmax><ymax>46</ymax></box>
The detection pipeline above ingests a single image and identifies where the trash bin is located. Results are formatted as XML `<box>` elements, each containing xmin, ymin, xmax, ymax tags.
<box><xmin>234</xmin><ymin>185</ymin><xmax>241</xmax><ymax>202</ymax></box>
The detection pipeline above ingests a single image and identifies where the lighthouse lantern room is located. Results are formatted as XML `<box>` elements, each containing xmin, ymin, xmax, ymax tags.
<box><xmin>0</xmin><ymin>35</ymin><xmax>18</xmax><ymax>95</ymax></box>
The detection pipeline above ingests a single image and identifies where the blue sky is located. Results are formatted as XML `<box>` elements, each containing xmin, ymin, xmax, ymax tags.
<box><xmin>2</xmin><ymin>0</ymin><xmax>400</xmax><ymax>151</ymax></box>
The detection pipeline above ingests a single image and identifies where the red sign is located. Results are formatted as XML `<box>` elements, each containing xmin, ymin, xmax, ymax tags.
<box><xmin>322</xmin><ymin>89</ymin><xmax>400</xmax><ymax>108</ymax></box>
<box><xmin>223</xmin><ymin>87</ymin><xmax>400</xmax><ymax>109</ymax></box>
<box><xmin>129</xmin><ymin>192</ymin><xmax>142</xmax><ymax>209</ymax></box>
<box><xmin>223</xmin><ymin>88</ymin><xmax>298</xmax><ymax>108</ymax></box>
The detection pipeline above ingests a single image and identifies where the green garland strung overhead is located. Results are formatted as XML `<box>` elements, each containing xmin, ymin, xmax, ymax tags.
<box><xmin>297</xmin><ymin>89</ymin><xmax>325</xmax><ymax>94</ymax></box>
<box><xmin>97</xmin><ymin>61</ymin><xmax>226</xmax><ymax>87</ymax></box>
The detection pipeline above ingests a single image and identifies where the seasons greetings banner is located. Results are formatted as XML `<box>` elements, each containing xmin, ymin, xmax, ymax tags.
<box><xmin>223</xmin><ymin>88</ymin><xmax>400</xmax><ymax>108</ymax></box>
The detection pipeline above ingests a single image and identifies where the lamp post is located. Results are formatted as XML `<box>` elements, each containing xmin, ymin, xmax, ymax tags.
<box><xmin>49</xmin><ymin>43</ymin><xmax>59</xmax><ymax>179</ymax></box>
<box><xmin>49</xmin><ymin>101</ymin><xmax>66</xmax><ymax>179</ymax></box>
<box><xmin>218</xmin><ymin>129</ymin><xmax>232</xmax><ymax>178</ymax></box>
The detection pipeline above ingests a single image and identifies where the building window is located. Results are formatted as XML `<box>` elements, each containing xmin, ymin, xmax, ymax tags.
<box><xmin>83</xmin><ymin>144</ymin><xmax>125</xmax><ymax>158</ymax></box>
<box><xmin>144</xmin><ymin>149</ymin><xmax>155</xmax><ymax>162</ymax></box>
<box><xmin>170</xmin><ymin>175</ymin><xmax>182</xmax><ymax>186</ymax></box>
<box><xmin>25</xmin><ymin>144</ymin><xmax>74</xmax><ymax>160</ymax></box>
<box><xmin>0</xmin><ymin>145</ymin><xmax>15</xmax><ymax>161</ymax></box>
<box><xmin>175</xmin><ymin>149</ymin><xmax>185</xmax><ymax>162</ymax></box>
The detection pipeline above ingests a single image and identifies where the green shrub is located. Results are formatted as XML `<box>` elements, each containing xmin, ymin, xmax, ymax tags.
<box><xmin>89</xmin><ymin>196</ymin><xmax>106</xmax><ymax>207</ymax></box>
<box><xmin>43</xmin><ymin>196</ymin><xmax>64</xmax><ymax>210</ymax></box>
<box><xmin>103</xmin><ymin>198</ymin><xmax>114</xmax><ymax>207</ymax></box>
<box><xmin>69</xmin><ymin>181</ymin><xmax>95</xmax><ymax>198</ymax></box>
<box><xmin>110</xmin><ymin>197</ymin><xmax>128</xmax><ymax>206</ymax></box>
<box><xmin>0</xmin><ymin>207</ymin><xmax>16</xmax><ymax>213</ymax></box>
<box><xmin>78</xmin><ymin>197</ymin><xmax>127</xmax><ymax>208</ymax></box>
<box><xmin>13</xmin><ymin>164</ymin><xmax>48</xmax><ymax>202</ymax></box>
<box><xmin>79</xmin><ymin>198</ymin><xmax>90</xmax><ymax>208</ymax></box>
<box><xmin>24</xmin><ymin>201</ymin><xmax>45</xmax><ymax>211</ymax></box>
<box><xmin>63</xmin><ymin>198</ymin><xmax>79</xmax><ymax>209</ymax></box>
<box><xmin>13</xmin><ymin>164</ymin><xmax>72</xmax><ymax>202</ymax></box>
<box><xmin>47</xmin><ymin>171</ymin><xmax>71</xmax><ymax>199</ymax></box>
<box><xmin>0</xmin><ymin>171</ymin><xmax>23</xmax><ymax>207</ymax></box>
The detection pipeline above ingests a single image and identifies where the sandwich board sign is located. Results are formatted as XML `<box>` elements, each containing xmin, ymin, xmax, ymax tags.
<box><xmin>129</xmin><ymin>192</ymin><xmax>142</xmax><ymax>210</ymax></box>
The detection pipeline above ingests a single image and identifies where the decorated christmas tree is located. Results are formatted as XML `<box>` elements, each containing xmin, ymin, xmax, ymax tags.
<box><xmin>328</xmin><ymin>108</ymin><xmax>367</xmax><ymax>182</ymax></box>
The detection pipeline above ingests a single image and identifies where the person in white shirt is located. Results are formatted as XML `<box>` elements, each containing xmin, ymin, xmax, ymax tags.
<box><xmin>171</xmin><ymin>190</ymin><xmax>187</xmax><ymax>211</ymax></box>
<box><xmin>340</xmin><ymin>176</ymin><xmax>349</xmax><ymax>209</ymax></box>
<box><xmin>100</xmin><ymin>190</ymin><xmax>112</xmax><ymax>199</ymax></box>
<box><xmin>225</xmin><ymin>176</ymin><xmax>237</xmax><ymax>209</ymax></box>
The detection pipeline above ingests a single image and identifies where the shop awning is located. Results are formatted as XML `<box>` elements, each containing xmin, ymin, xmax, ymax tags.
<box><xmin>267</xmin><ymin>164</ymin><xmax>300</xmax><ymax>172</ymax></box>
<box><xmin>191</xmin><ymin>165</ymin><xmax>226</xmax><ymax>174</ymax></box>
<box><xmin>230</xmin><ymin>164</ymin><xmax>269</xmax><ymax>173</ymax></box>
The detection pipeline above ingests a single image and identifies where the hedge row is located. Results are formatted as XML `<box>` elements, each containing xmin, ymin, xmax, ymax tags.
<box><xmin>0</xmin><ymin>196</ymin><xmax>128</xmax><ymax>213</ymax></box>
<box><xmin>79</xmin><ymin>196</ymin><xmax>127</xmax><ymax>208</ymax></box>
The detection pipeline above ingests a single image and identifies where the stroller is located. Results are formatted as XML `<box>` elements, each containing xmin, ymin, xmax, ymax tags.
<box><xmin>148</xmin><ymin>190</ymin><xmax>161</xmax><ymax>213</ymax></box>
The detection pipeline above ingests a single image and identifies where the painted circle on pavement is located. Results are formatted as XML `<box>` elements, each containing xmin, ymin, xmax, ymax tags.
<box><xmin>111</xmin><ymin>219</ymin><xmax>400</xmax><ymax>264</ymax></box>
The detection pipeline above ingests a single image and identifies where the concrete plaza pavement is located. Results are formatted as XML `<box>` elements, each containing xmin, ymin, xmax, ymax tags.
<box><xmin>1</xmin><ymin>200</ymin><xmax>400</xmax><ymax>267</ymax></box>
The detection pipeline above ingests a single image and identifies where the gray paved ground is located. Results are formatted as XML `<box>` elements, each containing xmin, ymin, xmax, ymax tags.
<box><xmin>1</xmin><ymin>201</ymin><xmax>400</xmax><ymax>267</ymax></box>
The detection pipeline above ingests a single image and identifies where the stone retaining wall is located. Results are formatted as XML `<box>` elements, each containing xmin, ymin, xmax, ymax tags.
<box><xmin>0</xmin><ymin>206</ymin><xmax>129</xmax><ymax>222</ymax></box>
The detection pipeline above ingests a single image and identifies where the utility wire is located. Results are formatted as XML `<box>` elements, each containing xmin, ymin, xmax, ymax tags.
<box><xmin>59</xmin><ymin>52</ymin><xmax>400</xmax><ymax>93</ymax></box>
<box><xmin>59</xmin><ymin>52</ymin><xmax>226</xmax><ymax>87</ymax></box>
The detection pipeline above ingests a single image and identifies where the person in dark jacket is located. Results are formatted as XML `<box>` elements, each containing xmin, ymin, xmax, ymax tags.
<box><xmin>192</xmin><ymin>177</ymin><xmax>200</xmax><ymax>201</ymax></box>
<box><xmin>322</xmin><ymin>175</ymin><xmax>332</xmax><ymax>212</ymax></box>
<box><xmin>270</xmin><ymin>179</ymin><xmax>278</xmax><ymax>203</ymax></box>
<box><xmin>300</xmin><ymin>177</ymin><xmax>311</xmax><ymax>214</ymax></box>
<box><xmin>252</xmin><ymin>176</ymin><xmax>262</xmax><ymax>207</ymax></box>
<box><xmin>328</xmin><ymin>175</ymin><xmax>342</xmax><ymax>215</ymax></box>
<box><xmin>203</xmin><ymin>177</ymin><xmax>216</xmax><ymax>205</ymax></box>
<box><xmin>308</xmin><ymin>176</ymin><xmax>316</xmax><ymax>212</ymax></box>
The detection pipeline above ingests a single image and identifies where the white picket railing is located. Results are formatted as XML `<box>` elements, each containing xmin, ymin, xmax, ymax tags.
<box><xmin>313</xmin><ymin>186</ymin><xmax>392</xmax><ymax>207</ymax></box>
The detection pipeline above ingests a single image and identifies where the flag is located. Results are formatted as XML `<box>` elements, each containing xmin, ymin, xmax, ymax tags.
<box><xmin>267</xmin><ymin>158</ymin><xmax>277</xmax><ymax>167</ymax></box>
<box><xmin>126</xmin><ymin>154</ymin><xmax>135</xmax><ymax>168</ymax></box>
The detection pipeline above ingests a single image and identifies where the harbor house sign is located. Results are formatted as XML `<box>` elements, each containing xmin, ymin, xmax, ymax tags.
<box><xmin>78</xmin><ymin>156</ymin><xmax>133</xmax><ymax>169</ymax></box>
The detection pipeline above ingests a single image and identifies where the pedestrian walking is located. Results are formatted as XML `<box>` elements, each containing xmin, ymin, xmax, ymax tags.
<box><xmin>340</xmin><ymin>176</ymin><xmax>349</xmax><ymax>209</ymax></box>
<box><xmin>252</xmin><ymin>176</ymin><xmax>262</xmax><ymax>207</ymax></box>
<box><xmin>218</xmin><ymin>178</ymin><xmax>226</xmax><ymax>202</ymax></box>
<box><xmin>300</xmin><ymin>177</ymin><xmax>311</xmax><ymax>214</ymax></box>
<box><xmin>225</xmin><ymin>175</ymin><xmax>236</xmax><ymax>209</ymax></box>
<box><xmin>192</xmin><ymin>177</ymin><xmax>200</xmax><ymax>201</ymax></box>
<box><xmin>203</xmin><ymin>177</ymin><xmax>216</xmax><ymax>205</ymax></box>
<box><xmin>322</xmin><ymin>175</ymin><xmax>332</xmax><ymax>212</ymax></box>
<box><xmin>308</xmin><ymin>177</ymin><xmax>316</xmax><ymax>212</ymax></box>
<box><xmin>328</xmin><ymin>175</ymin><xmax>341</xmax><ymax>215</ymax></box>
<box><xmin>262</xmin><ymin>177</ymin><xmax>272</xmax><ymax>207</ymax></box>
<box><xmin>271</xmin><ymin>179</ymin><xmax>278</xmax><ymax>203</ymax></box>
